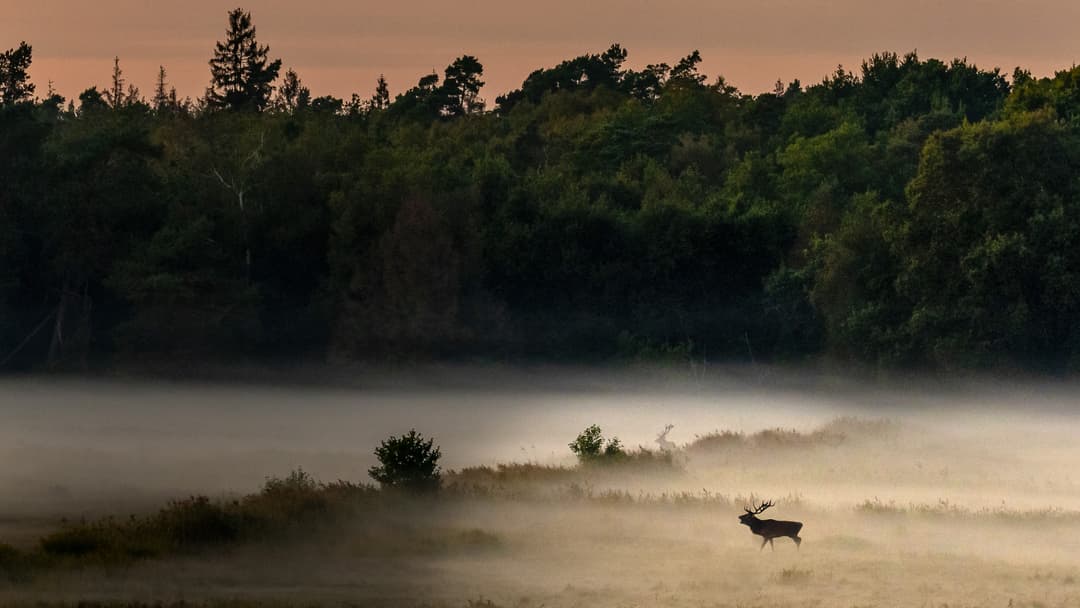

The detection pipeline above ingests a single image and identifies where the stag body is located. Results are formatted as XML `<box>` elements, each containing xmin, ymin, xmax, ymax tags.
<box><xmin>739</xmin><ymin>501</ymin><xmax>803</xmax><ymax>551</ymax></box>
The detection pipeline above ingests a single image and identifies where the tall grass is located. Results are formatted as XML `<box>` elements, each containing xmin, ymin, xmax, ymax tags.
<box><xmin>25</xmin><ymin>470</ymin><xmax>378</xmax><ymax>568</ymax></box>
<box><xmin>687</xmin><ymin>416</ymin><xmax>898</xmax><ymax>453</ymax></box>
<box><xmin>854</xmin><ymin>497</ymin><xmax>1080</xmax><ymax>522</ymax></box>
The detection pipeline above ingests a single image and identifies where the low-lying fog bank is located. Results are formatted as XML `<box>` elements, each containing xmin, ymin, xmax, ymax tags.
<box><xmin>0</xmin><ymin>365</ymin><xmax>1078</xmax><ymax>515</ymax></box>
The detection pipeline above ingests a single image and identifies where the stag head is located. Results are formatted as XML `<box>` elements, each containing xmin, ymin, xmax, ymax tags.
<box><xmin>738</xmin><ymin>500</ymin><xmax>774</xmax><ymax>525</ymax></box>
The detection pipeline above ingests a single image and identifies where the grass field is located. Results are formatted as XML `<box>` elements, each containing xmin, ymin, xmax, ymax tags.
<box><xmin>2</xmin><ymin>373</ymin><xmax>1080</xmax><ymax>607</ymax></box>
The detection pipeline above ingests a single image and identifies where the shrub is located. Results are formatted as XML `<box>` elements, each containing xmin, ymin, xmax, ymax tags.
<box><xmin>368</xmin><ymin>429</ymin><xmax>443</xmax><ymax>493</ymax></box>
<box><xmin>569</xmin><ymin>424</ymin><xmax>605</xmax><ymax>459</ymax></box>
<box><xmin>153</xmin><ymin>495</ymin><xmax>241</xmax><ymax>547</ymax></box>
<box><xmin>604</xmin><ymin>437</ymin><xmax>625</xmax><ymax>457</ymax></box>
<box><xmin>40</xmin><ymin>524</ymin><xmax>110</xmax><ymax>557</ymax></box>
<box><xmin>262</xmin><ymin>467</ymin><xmax>319</xmax><ymax>495</ymax></box>
<box><xmin>19</xmin><ymin>469</ymin><xmax>382</xmax><ymax>577</ymax></box>
<box><xmin>569</xmin><ymin>424</ymin><xmax>625</xmax><ymax>463</ymax></box>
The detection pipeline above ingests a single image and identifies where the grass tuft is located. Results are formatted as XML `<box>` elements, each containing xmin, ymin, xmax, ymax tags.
<box><xmin>777</xmin><ymin>567</ymin><xmax>813</xmax><ymax>584</ymax></box>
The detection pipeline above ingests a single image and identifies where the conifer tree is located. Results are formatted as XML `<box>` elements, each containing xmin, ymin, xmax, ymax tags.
<box><xmin>152</xmin><ymin>65</ymin><xmax>171</xmax><ymax>111</ymax></box>
<box><xmin>207</xmin><ymin>8</ymin><xmax>281</xmax><ymax>111</ymax></box>
<box><xmin>276</xmin><ymin>68</ymin><xmax>310</xmax><ymax>111</ymax></box>
<box><xmin>106</xmin><ymin>56</ymin><xmax>125</xmax><ymax>108</ymax></box>
<box><xmin>370</xmin><ymin>74</ymin><xmax>390</xmax><ymax>110</ymax></box>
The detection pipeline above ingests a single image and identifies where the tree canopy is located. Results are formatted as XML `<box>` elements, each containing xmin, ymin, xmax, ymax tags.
<box><xmin>0</xmin><ymin>42</ymin><xmax>35</xmax><ymax>105</ymax></box>
<box><xmin>5</xmin><ymin>12</ymin><xmax>1080</xmax><ymax>374</ymax></box>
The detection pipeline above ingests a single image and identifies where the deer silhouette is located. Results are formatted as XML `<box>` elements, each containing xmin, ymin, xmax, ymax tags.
<box><xmin>655</xmin><ymin>424</ymin><xmax>676</xmax><ymax>451</ymax></box>
<box><xmin>739</xmin><ymin>500</ymin><xmax>802</xmax><ymax>551</ymax></box>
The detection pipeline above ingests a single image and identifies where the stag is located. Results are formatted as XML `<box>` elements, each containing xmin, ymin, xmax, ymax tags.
<box><xmin>655</xmin><ymin>424</ymin><xmax>676</xmax><ymax>451</ymax></box>
<box><xmin>738</xmin><ymin>500</ymin><xmax>803</xmax><ymax>551</ymax></box>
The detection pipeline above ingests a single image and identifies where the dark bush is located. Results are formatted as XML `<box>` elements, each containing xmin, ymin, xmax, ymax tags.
<box><xmin>40</xmin><ymin>524</ymin><xmax>110</xmax><ymax>557</ymax></box>
<box><xmin>569</xmin><ymin>424</ymin><xmax>626</xmax><ymax>463</ymax></box>
<box><xmin>368</xmin><ymin>429</ymin><xmax>443</xmax><ymax>493</ymax></box>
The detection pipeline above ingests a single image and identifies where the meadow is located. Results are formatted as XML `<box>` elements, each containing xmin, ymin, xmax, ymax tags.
<box><xmin>1</xmin><ymin>369</ymin><xmax>1080</xmax><ymax>607</ymax></box>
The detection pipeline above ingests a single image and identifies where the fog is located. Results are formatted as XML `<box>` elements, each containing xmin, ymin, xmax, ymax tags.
<box><xmin>2</xmin><ymin>366</ymin><xmax>1080</xmax><ymax>606</ymax></box>
<box><xmin>0</xmin><ymin>367</ymin><xmax>1075</xmax><ymax>502</ymax></box>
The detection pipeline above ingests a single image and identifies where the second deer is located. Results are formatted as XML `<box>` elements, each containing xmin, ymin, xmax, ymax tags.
<box><xmin>655</xmin><ymin>424</ymin><xmax>676</xmax><ymax>451</ymax></box>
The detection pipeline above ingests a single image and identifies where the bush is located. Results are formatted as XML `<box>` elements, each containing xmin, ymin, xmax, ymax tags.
<box><xmin>368</xmin><ymin>429</ymin><xmax>443</xmax><ymax>493</ymax></box>
<box><xmin>569</xmin><ymin>424</ymin><xmax>625</xmax><ymax>463</ymax></box>
<box><xmin>40</xmin><ymin>524</ymin><xmax>110</xmax><ymax>557</ymax></box>
<box><xmin>244</xmin><ymin>469</ymin><xmax>339</xmax><ymax>531</ymax></box>
<box><xmin>15</xmin><ymin>468</ymin><xmax>383</xmax><ymax>578</ymax></box>
<box><xmin>569</xmin><ymin>424</ymin><xmax>604</xmax><ymax>458</ymax></box>
<box><xmin>604</xmin><ymin>437</ymin><xmax>625</xmax><ymax>456</ymax></box>
<box><xmin>153</xmin><ymin>495</ymin><xmax>241</xmax><ymax>547</ymax></box>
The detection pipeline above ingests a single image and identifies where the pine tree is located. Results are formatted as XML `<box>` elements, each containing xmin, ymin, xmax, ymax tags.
<box><xmin>153</xmin><ymin>65</ymin><xmax>170</xmax><ymax>111</ymax></box>
<box><xmin>370</xmin><ymin>74</ymin><xmax>390</xmax><ymax>110</ymax></box>
<box><xmin>276</xmin><ymin>68</ymin><xmax>310</xmax><ymax>111</ymax></box>
<box><xmin>106</xmin><ymin>56</ymin><xmax>125</xmax><ymax>108</ymax></box>
<box><xmin>346</xmin><ymin>92</ymin><xmax>363</xmax><ymax>116</ymax></box>
<box><xmin>125</xmin><ymin>83</ymin><xmax>141</xmax><ymax>106</ymax></box>
<box><xmin>207</xmin><ymin>8</ymin><xmax>282</xmax><ymax>111</ymax></box>
<box><xmin>0</xmin><ymin>41</ymin><xmax>35</xmax><ymax>105</ymax></box>
<box><xmin>669</xmin><ymin>50</ymin><xmax>706</xmax><ymax>85</ymax></box>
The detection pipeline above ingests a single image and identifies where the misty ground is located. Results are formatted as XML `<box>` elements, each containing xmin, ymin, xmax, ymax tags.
<box><xmin>2</xmin><ymin>366</ymin><xmax>1080</xmax><ymax>606</ymax></box>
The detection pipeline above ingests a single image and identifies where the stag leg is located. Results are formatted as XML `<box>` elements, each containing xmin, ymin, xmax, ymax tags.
<box><xmin>760</xmin><ymin>537</ymin><xmax>768</xmax><ymax>551</ymax></box>
<box><xmin>769</xmin><ymin>538</ymin><xmax>775</xmax><ymax>551</ymax></box>
<box><xmin>793</xmin><ymin>536</ymin><xmax>801</xmax><ymax>550</ymax></box>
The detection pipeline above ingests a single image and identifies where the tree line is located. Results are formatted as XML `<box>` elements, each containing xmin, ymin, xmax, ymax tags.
<box><xmin>4</xmin><ymin>8</ymin><xmax>1080</xmax><ymax>372</ymax></box>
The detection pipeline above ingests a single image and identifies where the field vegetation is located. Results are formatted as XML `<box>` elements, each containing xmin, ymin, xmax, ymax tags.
<box><xmin>3</xmin><ymin>412</ymin><xmax>1080</xmax><ymax>607</ymax></box>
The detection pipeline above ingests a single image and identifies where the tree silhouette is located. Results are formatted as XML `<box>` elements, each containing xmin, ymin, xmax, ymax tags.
<box><xmin>276</xmin><ymin>68</ymin><xmax>310</xmax><ymax>111</ymax></box>
<box><xmin>207</xmin><ymin>8</ymin><xmax>281</xmax><ymax>111</ymax></box>
<box><xmin>104</xmin><ymin>57</ymin><xmax>141</xmax><ymax>108</ymax></box>
<box><xmin>0</xmin><ymin>42</ymin><xmax>35</xmax><ymax>105</ymax></box>
<box><xmin>442</xmin><ymin>56</ymin><xmax>484</xmax><ymax>116</ymax></box>
<box><xmin>669</xmin><ymin>50</ymin><xmax>706</xmax><ymax>85</ymax></box>
<box><xmin>152</xmin><ymin>66</ymin><xmax>179</xmax><ymax>113</ymax></box>
<box><xmin>370</xmin><ymin>74</ymin><xmax>390</xmax><ymax>111</ymax></box>
<box><xmin>368</xmin><ymin>430</ymin><xmax>442</xmax><ymax>493</ymax></box>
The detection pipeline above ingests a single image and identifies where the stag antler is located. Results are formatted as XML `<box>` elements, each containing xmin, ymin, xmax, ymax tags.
<box><xmin>745</xmin><ymin>500</ymin><xmax>774</xmax><ymax>515</ymax></box>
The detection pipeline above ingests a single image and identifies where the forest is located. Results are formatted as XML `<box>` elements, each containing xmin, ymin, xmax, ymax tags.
<box><xmin>3</xmin><ymin>8</ymin><xmax>1080</xmax><ymax>372</ymax></box>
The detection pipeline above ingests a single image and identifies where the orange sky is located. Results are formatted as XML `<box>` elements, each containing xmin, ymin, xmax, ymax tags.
<box><xmin>5</xmin><ymin>1</ymin><xmax>1080</xmax><ymax>104</ymax></box>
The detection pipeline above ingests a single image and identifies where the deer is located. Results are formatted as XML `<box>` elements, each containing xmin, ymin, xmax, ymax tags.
<box><xmin>655</xmin><ymin>424</ymin><xmax>677</xmax><ymax>452</ymax></box>
<box><xmin>738</xmin><ymin>500</ymin><xmax>803</xmax><ymax>551</ymax></box>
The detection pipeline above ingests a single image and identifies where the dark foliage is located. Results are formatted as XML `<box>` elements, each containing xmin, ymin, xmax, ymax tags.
<box><xmin>31</xmin><ymin>470</ymin><xmax>376</xmax><ymax>567</ymax></box>
<box><xmin>569</xmin><ymin>424</ymin><xmax>626</xmax><ymax>463</ymax></box>
<box><xmin>368</xmin><ymin>430</ymin><xmax>443</xmax><ymax>493</ymax></box>
<box><xmin>5</xmin><ymin>17</ymin><xmax>1080</xmax><ymax>371</ymax></box>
